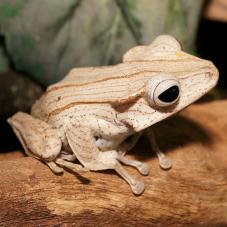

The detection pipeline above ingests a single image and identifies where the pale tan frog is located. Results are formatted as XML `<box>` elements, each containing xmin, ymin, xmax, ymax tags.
<box><xmin>8</xmin><ymin>35</ymin><xmax>219</xmax><ymax>195</ymax></box>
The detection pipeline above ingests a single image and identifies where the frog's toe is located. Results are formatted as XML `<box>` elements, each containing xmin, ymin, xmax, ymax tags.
<box><xmin>47</xmin><ymin>161</ymin><xmax>64</xmax><ymax>174</ymax></box>
<box><xmin>159</xmin><ymin>156</ymin><xmax>172</xmax><ymax>170</ymax></box>
<box><xmin>131</xmin><ymin>180</ymin><xmax>145</xmax><ymax>195</ymax></box>
<box><xmin>138</xmin><ymin>163</ymin><xmax>150</xmax><ymax>176</ymax></box>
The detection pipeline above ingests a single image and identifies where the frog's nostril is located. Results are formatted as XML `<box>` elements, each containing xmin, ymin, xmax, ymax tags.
<box><xmin>158</xmin><ymin>85</ymin><xmax>179</xmax><ymax>103</ymax></box>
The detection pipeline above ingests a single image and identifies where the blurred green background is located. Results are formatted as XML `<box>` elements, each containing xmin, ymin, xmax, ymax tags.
<box><xmin>0</xmin><ymin>0</ymin><xmax>204</xmax><ymax>85</ymax></box>
<box><xmin>0</xmin><ymin>0</ymin><xmax>208</xmax><ymax>150</ymax></box>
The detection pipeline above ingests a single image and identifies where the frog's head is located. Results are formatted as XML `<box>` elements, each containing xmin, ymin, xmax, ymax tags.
<box><xmin>121</xmin><ymin>35</ymin><xmax>219</xmax><ymax>131</ymax></box>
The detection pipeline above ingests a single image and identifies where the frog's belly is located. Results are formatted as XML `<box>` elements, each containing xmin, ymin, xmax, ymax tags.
<box><xmin>56</xmin><ymin>132</ymin><xmax>126</xmax><ymax>154</ymax></box>
<box><xmin>51</xmin><ymin>124</ymin><xmax>135</xmax><ymax>155</ymax></box>
<box><xmin>95</xmin><ymin>133</ymin><xmax>142</xmax><ymax>152</ymax></box>
<box><xmin>59</xmin><ymin>130</ymin><xmax>128</xmax><ymax>153</ymax></box>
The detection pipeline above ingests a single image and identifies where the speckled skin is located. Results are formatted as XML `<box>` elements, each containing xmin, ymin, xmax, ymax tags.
<box><xmin>7</xmin><ymin>35</ymin><xmax>219</xmax><ymax>195</ymax></box>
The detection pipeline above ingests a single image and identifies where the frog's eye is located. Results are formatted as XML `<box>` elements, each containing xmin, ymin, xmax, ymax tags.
<box><xmin>146</xmin><ymin>75</ymin><xmax>180</xmax><ymax>108</ymax></box>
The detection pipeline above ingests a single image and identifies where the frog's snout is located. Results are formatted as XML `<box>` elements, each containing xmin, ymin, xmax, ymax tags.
<box><xmin>206</xmin><ymin>61</ymin><xmax>219</xmax><ymax>86</ymax></box>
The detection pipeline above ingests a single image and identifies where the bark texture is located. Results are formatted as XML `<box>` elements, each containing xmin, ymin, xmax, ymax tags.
<box><xmin>1</xmin><ymin>100</ymin><xmax>227</xmax><ymax>226</ymax></box>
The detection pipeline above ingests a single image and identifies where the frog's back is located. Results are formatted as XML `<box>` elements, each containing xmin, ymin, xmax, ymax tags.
<box><xmin>33</xmin><ymin>65</ymin><xmax>138</xmax><ymax>132</ymax></box>
<box><xmin>32</xmin><ymin>63</ymin><xmax>153</xmax><ymax>119</ymax></box>
<box><xmin>31</xmin><ymin>35</ymin><xmax>210</xmax><ymax>120</ymax></box>
<box><xmin>47</xmin><ymin>63</ymin><xmax>147</xmax><ymax>88</ymax></box>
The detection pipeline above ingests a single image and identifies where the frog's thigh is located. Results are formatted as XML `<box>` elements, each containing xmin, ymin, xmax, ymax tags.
<box><xmin>145</xmin><ymin>128</ymin><xmax>172</xmax><ymax>170</ymax></box>
<box><xmin>7</xmin><ymin>112</ymin><xmax>63</xmax><ymax>173</ymax></box>
<box><xmin>65</xmin><ymin>124</ymin><xmax>145</xmax><ymax>195</ymax></box>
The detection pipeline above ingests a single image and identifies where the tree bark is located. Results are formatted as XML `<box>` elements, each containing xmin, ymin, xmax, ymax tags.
<box><xmin>1</xmin><ymin>100</ymin><xmax>227</xmax><ymax>226</ymax></box>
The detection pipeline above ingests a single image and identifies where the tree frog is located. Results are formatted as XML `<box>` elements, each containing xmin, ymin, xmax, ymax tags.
<box><xmin>8</xmin><ymin>35</ymin><xmax>219</xmax><ymax>195</ymax></box>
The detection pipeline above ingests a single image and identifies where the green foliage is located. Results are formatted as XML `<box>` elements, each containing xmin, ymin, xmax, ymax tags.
<box><xmin>50</xmin><ymin>0</ymin><xmax>81</xmax><ymax>35</ymax></box>
<box><xmin>92</xmin><ymin>0</ymin><xmax>143</xmax><ymax>65</ymax></box>
<box><xmin>165</xmin><ymin>0</ymin><xmax>188</xmax><ymax>49</ymax></box>
<box><xmin>0</xmin><ymin>0</ymin><xmax>28</xmax><ymax>19</ymax></box>
<box><xmin>0</xmin><ymin>0</ymin><xmax>203</xmax><ymax>85</ymax></box>
<box><xmin>8</xmin><ymin>33</ymin><xmax>36</xmax><ymax>69</ymax></box>
<box><xmin>8</xmin><ymin>34</ymin><xmax>45</xmax><ymax>82</ymax></box>
<box><xmin>0</xmin><ymin>47</ymin><xmax>8</xmax><ymax>73</ymax></box>
<box><xmin>115</xmin><ymin>0</ymin><xmax>142</xmax><ymax>44</ymax></box>
<box><xmin>92</xmin><ymin>8</ymin><xmax>121</xmax><ymax>65</ymax></box>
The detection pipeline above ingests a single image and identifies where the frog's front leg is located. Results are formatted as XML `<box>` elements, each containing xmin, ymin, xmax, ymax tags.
<box><xmin>118</xmin><ymin>132</ymin><xmax>143</xmax><ymax>155</ymax></box>
<box><xmin>92</xmin><ymin>121</ymin><xmax>149</xmax><ymax>176</ymax></box>
<box><xmin>145</xmin><ymin>128</ymin><xmax>172</xmax><ymax>170</ymax></box>
<box><xmin>117</xmin><ymin>155</ymin><xmax>150</xmax><ymax>176</ymax></box>
<box><xmin>65</xmin><ymin>123</ymin><xmax>145</xmax><ymax>195</ymax></box>
<box><xmin>116</xmin><ymin>132</ymin><xmax>150</xmax><ymax>175</ymax></box>
<box><xmin>7</xmin><ymin>112</ymin><xmax>63</xmax><ymax>173</ymax></box>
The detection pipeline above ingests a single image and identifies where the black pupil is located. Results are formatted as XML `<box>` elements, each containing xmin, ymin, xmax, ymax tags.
<box><xmin>158</xmin><ymin>85</ymin><xmax>179</xmax><ymax>103</ymax></box>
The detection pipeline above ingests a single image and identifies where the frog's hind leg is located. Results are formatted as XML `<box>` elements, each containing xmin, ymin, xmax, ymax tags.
<box><xmin>65</xmin><ymin>124</ymin><xmax>145</xmax><ymax>195</ymax></box>
<box><xmin>7</xmin><ymin>112</ymin><xmax>63</xmax><ymax>173</ymax></box>
<box><xmin>145</xmin><ymin>128</ymin><xmax>172</xmax><ymax>170</ymax></box>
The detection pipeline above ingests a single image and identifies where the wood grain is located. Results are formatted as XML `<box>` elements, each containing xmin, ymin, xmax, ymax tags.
<box><xmin>1</xmin><ymin>100</ymin><xmax>227</xmax><ymax>226</ymax></box>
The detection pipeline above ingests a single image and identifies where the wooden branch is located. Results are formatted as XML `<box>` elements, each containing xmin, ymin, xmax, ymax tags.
<box><xmin>1</xmin><ymin>100</ymin><xmax>227</xmax><ymax>226</ymax></box>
